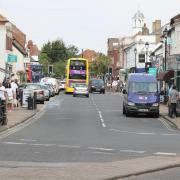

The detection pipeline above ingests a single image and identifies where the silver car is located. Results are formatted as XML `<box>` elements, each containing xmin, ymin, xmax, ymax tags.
<box><xmin>23</xmin><ymin>83</ymin><xmax>45</xmax><ymax>104</ymax></box>
<box><xmin>73</xmin><ymin>83</ymin><xmax>89</xmax><ymax>98</ymax></box>
<box><xmin>39</xmin><ymin>84</ymin><xmax>50</xmax><ymax>101</ymax></box>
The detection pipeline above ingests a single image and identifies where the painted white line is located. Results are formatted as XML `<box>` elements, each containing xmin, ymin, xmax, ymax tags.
<box><xmin>88</xmin><ymin>147</ymin><xmax>114</xmax><ymax>151</ymax></box>
<box><xmin>110</xmin><ymin>128</ymin><xmax>180</xmax><ymax>136</ymax></box>
<box><xmin>110</xmin><ymin>128</ymin><xmax>156</xmax><ymax>135</ymax></box>
<box><xmin>92</xmin><ymin>151</ymin><xmax>114</xmax><ymax>155</ymax></box>
<box><xmin>58</xmin><ymin>145</ymin><xmax>81</xmax><ymax>148</ymax></box>
<box><xmin>91</xmin><ymin>97</ymin><xmax>106</xmax><ymax>128</ymax></box>
<box><xmin>120</xmin><ymin>149</ymin><xmax>146</xmax><ymax>154</ymax></box>
<box><xmin>153</xmin><ymin>152</ymin><xmax>177</xmax><ymax>156</ymax></box>
<box><xmin>20</xmin><ymin>139</ymin><xmax>37</xmax><ymax>142</ymax></box>
<box><xmin>161</xmin><ymin>133</ymin><xmax>180</xmax><ymax>136</ymax></box>
<box><xmin>102</xmin><ymin>123</ymin><xmax>106</xmax><ymax>128</ymax></box>
<box><xmin>31</xmin><ymin>143</ymin><xmax>55</xmax><ymax>147</ymax></box>
<box><xmin>138</xmin><ymin>132</ymin><xmax>156</xmax><ymax>135</ymax></box>
<box><xmin>99</xmin><ymin>112</ymin><xmax>103</xmax><ymax>120</ymax></box>
<box><xmin>2</xmin><ymin>142</ymin><xmax>27</xmax><ymax>145</ymax></box>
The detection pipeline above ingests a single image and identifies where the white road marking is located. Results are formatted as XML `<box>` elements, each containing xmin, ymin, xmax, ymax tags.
<box><xmin>102</xmin><ymin>123</ymin><xmax>106</xmax><ymax>128</ymax></box>
<box><xmin>92</xmin><ymin>151</ymin><xmax>114</xmax><ymax>155</ymax></box>
<box><xmin>120</xmin><ymin>149</ymin><xmax>146</xmax><ymax>154</ymax></box>
<box><xmin>153</xmin><ymin>152</ymin><xmax>177</xmax><ymax>156</ymax></box>
<box><xmin>31</xmin><ymin>143</ymin><xmax>55</xmax><ymax>147</ymax></box>
<box><xmin>2</xmin><ymin>142</ymin><xmax>27</xmax><ymax>145</ymax></box>
<box><xmin>88</xmin><ymin>147</ymin><xmax>114</xmax><ymax>151</ymax></box>
<box><xmin>161</xmin><ymin>133</ymin><xmax>180</xmax><ymax>136</ymax></box>
<box><xmin>138</xmin><ymin>132</ymin><xmax>156</xmax><ymax>135</ymax></box>
<box><xmin>91</xmin><ymin>97</ymin><xmax>107</xmax><ymax>128</ymax></box>
<box><xmin>109</xmin><ymin>128</ymin><xmax>180</xmax><ymax>136</ymax></box>
<box><xmin>109</xmin><ymin>128</ymin><xmax>156</xmax><ymax>135</ymax></box>
<box><xmin>58</xmin><ymin>145</ymin><xmax>81</xmax><ymax>148</ymax></box>
<box><xmin>20</xmin><ymin>139</ymin><xmax>37</xmax><ymax>142</ymax></box>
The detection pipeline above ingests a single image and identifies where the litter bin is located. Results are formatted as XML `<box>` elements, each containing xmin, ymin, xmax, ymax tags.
<box><xmin>27</xmin><ymin>91</ymin><xmax>37</xmax><ymax>110</ymax></box>
<box><xmin>27</xmin><ymin>96</ymin><xmax>34</xmax><ymax>110</ymax></box>
<box><xmin>33</xmin><ymin>91</ymin><xmax>37</xmax><ymax>109</ymax></box>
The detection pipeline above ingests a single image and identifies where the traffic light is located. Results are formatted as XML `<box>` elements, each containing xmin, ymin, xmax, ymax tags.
<box><xmin>48</xmin><ymin>65</ymin><xmax>53</xmax><ymax>74</ymax></box>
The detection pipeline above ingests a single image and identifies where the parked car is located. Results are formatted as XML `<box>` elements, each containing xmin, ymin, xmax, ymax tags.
<box><xmin>44</xmin><ymin>83</ymin><xmax>55</xmax><ymax>97</ymax></box>
<box><xmin>89</xmin><ymin>79</ymin><xmax>105</xmax><ymax>94</ymax></box>
<box><xmin>23</xmin><ymin>83</ymin><xmax>45</xmax><ymax>104</ymax></box>
<box><xmin>39</xmin><ymin>84</ymin><xmax>50</xmax><ymax>101</ymax></box>
<box><xmin>40</xmin><ymin>77</ymin><xmax>59</xmax><ymax>95</ymax></box>
<box><xmin>59</xmin><ymin>80</ymin><xmax>66</xmax><ymax>91</ymax></box>
<box><xmin>73</xmin><ymin>83</ymin><xmax>89</xmax><ymax>98</ymax></box>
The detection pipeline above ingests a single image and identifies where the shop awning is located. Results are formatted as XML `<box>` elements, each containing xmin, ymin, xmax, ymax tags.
<box><xmin>157</xmin><ymin>70</ymin><xmax>174</xmax><ymax>82</ymax></box>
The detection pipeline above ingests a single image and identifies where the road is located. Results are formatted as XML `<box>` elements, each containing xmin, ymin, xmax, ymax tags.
<box><xmin>0</xmin><ymin>92</ymin><xmax>180</xmax><ymax>179</ymax></box>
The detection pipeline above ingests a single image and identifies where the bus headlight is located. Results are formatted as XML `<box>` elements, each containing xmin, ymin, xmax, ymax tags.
<box><xmin>128</xmin><ymin>102</ymin><xmax>135</xmax><ymax>106</ymax></box>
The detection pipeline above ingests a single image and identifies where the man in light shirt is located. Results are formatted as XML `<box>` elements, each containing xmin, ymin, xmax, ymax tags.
<box><xmin>11</xmin><ymin>79</ymin><xmax>18</xmax><ymax>108</ymax></box>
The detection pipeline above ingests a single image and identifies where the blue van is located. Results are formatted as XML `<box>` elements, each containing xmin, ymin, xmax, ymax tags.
<box><xmin>123</xmin><ymin>73</ymin><xmax>159</xmax><ymax>117</ymax></box>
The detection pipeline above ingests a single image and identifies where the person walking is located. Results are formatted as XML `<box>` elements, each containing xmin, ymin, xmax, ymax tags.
<box><xmin>169</xmin><ymin>85</ymin><xmax>179</xmax><ymax>118</ymax></box>
<box><xmin>5</xmin><ymin>82</ymin><xmax>13</xmax><ymax>112</ymax></box>
<box><xmin>0</xmin><ymin>80</ymin><xmax>7</xmax><ymax>125</ymax></box>
<box><xmin>11</xmin><ymin>79</ymin><xmax>18</xmax><ymax>108</ymax></box>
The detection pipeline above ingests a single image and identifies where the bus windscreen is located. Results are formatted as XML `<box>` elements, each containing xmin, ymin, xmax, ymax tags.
<box><xmin>70</xmin><ymin>60</ymin><xmax>86</xmax><ymax>70</ymax></box>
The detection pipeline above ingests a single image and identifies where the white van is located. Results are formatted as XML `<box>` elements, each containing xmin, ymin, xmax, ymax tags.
<box><xmin>40</xmin><ymin>77</ymin><xmax>59</xmax><ymax>95</ymax></box>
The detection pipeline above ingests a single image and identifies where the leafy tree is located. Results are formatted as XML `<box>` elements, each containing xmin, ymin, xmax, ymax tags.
<box><xmin>39</xmin><ymin>39</ymin><xmax>79</xmax><ymax>77</ymax></box>
<box><xmin>90</xmin><ymin>53</ymin><xmax>111</xmax><ymax>77</ymax></box>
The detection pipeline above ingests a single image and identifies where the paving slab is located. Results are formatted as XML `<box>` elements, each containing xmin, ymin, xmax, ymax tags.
<box><xmin>0</xmin><ymin>104</ymin><xmax>44</xmax><ymax>133</ymax></box>
<box><xmin>0</xmin><ymin>156</ymin><xmax>180</xmax><ymax>179</ymax></box>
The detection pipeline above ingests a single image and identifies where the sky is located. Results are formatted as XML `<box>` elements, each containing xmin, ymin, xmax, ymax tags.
<box><xmin>1</xmin><ymin>0</ymin><xmax>180</xmax><ymax>54</ymax></box>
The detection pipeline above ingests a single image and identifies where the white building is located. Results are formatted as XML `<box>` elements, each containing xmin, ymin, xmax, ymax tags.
<box><xmin>0</xmin><ymin>17</ymin><xmax>14</xmax><ymax>80</ymax></box>
<box><xmin>123</xmin><ymin>11</ymin><xmax>157</xmax><ymax>71</ymax></box>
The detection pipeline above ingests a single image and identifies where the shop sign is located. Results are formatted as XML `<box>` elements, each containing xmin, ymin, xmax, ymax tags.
<box><xmin>148</xmin><ymin>68</ymin><xmax>157</xmax><ymax>76</ymax></box>
<box><xmin>7</xmin><ymin>54</ymin><xmax>17</xmax><ymax>62</ymax></box>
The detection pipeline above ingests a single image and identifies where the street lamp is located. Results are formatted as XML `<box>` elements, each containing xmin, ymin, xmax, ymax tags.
<box><xmin>163</xmin><ymin>27</ymin><xmax>168</xmax><ymax>100</ymax></box>
<box><xmin>134</xmin><ymin>48</ymin><xmax>137</xmax><ymax>73</ymax></box>
<box><xmin>145</xmin><ymin>42</ymin><xmax>149</xmax><ymax>66</ymax></box>
<box><xmin>163</xmin><ymin>27</ymin><xmax>168</xmax><ymax>71</ymax></box>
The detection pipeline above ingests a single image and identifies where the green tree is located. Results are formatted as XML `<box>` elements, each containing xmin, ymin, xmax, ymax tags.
<box><xmin>90</xmin><ymin>52</ymin><xmax>111</xmax><ymax>77</ymax></box>
<box><xmin>39</xmin><ymin>39</ymin><xmax>79</xmax><ymax>77</ymax></box>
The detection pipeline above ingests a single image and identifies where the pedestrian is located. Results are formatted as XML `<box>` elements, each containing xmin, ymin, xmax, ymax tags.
<box><xmin>0</xmin><ymin>80</ymin><xmax>7</xmax><ymax>124</ymax></box>
<box><xmin>169</xmin><ymin>85</ymin><xmax>179</xmax><ymax>118</ymax></box>
<box><xmin>11</xmin><ymin>79</ymin><xmax>18</xmax><ymax>108</ymax></box>
<box><xmin>5</xmin><ymin>82</ymin><xmax>13</xmax><ymax>112</ymax></box>
<box><xmin>112</xmin><ymin>79</ymin><xmax>117</xmax><ymax>93</ymax></box>
<box><xmin>14</xmin><ymin>79</ymin><xmax>20</xmax><ymax>108</ymax></box>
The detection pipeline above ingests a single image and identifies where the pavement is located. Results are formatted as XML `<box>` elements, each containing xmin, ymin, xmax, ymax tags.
<box><xmin>0</xmin><ymin>94</ymin><xmax>180</xmax><ymax>179</ymax></box>
<box><xmin>159</xmin><ymin>103</ymin><xmax>180</xmax><ymax>130</ymax></box>
<box><xmin>0</xmin><ymin>104</ymin><xmax>44</xmax><ymax>133</ymax></box>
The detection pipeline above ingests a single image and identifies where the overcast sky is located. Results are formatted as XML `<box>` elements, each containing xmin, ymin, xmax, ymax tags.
<box><xmin>1</xmin><ymin>0</ymin><xmax>180</xmax><ymax>54</ymax></box>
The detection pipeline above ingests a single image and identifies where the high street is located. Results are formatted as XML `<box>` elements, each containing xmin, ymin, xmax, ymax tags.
<box><xmin>1</xmin><ymin>92</ymin><xmax>180</xmax><ymax>179</ymax></box>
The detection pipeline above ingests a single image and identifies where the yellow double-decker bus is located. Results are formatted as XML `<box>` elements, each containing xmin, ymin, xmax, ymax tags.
<box><xmin>65</xmin><ymin>58</ymin><xmax>89</xmax><ymax>93</ymax></box>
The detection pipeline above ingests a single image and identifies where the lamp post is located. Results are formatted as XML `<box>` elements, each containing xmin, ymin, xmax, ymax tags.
<box><xmin>163</xmin><ymin>27</ymin><xmax>168</xmax><ymax>72</ymax></box>
<box><xmin>163</xmin><ymin>27</ymin><xmax>168</xmax><ymax>100</ymax></box>
<box><xmin>145</xmin><ymin>42</ymin><xmax>149</xmax><ymax>67</ymax></box>
<box><xmin>134</xmin><ymin>48</ymin><xmax>137</xmax><ymax>73</ymax></box>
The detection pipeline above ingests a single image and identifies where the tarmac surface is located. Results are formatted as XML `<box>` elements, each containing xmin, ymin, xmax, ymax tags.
<box><xmin>0</xmin><ymin>94</ymin><xmax>180</xmax><ymax>180</ymax></box>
